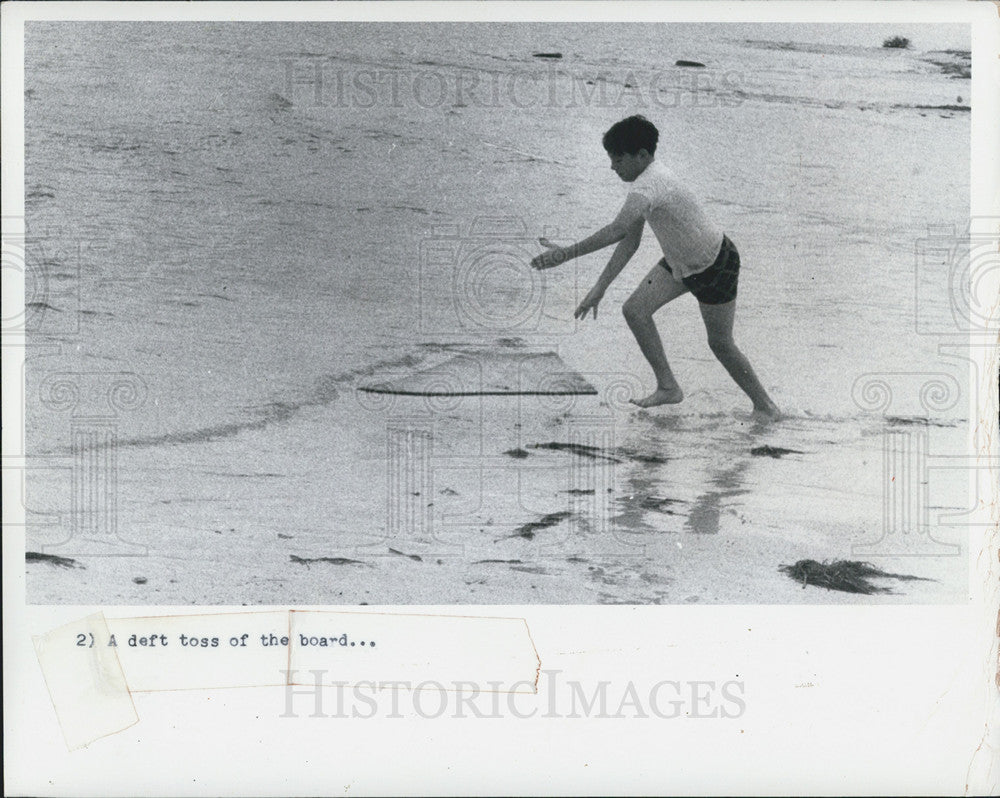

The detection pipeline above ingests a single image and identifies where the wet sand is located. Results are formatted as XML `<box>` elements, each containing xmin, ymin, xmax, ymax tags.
<box><xmin>26</xmin><ymin>344</ymin><xmax>967</xmax><ymax>604</ymax></box>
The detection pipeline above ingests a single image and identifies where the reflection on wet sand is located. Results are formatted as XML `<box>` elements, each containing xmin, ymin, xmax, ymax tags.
<box><xmin>684</xmin><ymin>458</ymin><xmax>752</xmax><ymax>535</ymax></box>
<box><xmin>610</xmin><ymin>441</ymin><xmax>753</xmax><ymax>538</ymax></box>
<box><xmin>611</xmin><ymin>469</ymin><xmax>683</xmax><ymax>536</ymax></box>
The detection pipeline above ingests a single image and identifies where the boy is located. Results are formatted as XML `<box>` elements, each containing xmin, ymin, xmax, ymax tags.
<box><xmin>530</xmin><ymin>115</ymin><xmax>780</xmax><ymax>420</ymax></box>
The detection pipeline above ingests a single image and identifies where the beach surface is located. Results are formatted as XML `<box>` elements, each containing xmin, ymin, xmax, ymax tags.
<box><xmin>23</xmin><ymin>22</ymin><xmax>971</xmax><ymax>604</ymax></box>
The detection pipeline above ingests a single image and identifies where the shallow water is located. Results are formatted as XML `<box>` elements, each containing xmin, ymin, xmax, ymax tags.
<box><xmin>23</xmin><ymin>22</ymin><xmax>971</xmax><ymax>604</ymax></box>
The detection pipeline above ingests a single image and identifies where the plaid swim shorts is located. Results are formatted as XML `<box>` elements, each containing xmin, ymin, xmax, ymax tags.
<box><xmin>659</xmin><ymin>235</ymin><xmax>740</xmax><ymax>305</ymax></box>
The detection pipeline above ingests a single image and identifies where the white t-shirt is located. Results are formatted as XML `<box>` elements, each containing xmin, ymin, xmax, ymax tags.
<box><xmin>628</xmin><ymin>160</ymin><xmax>724</xmax><ymax>277</ymax></box>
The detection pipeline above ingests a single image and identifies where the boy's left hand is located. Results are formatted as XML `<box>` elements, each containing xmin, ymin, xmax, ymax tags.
<box><xmin>574</xmin><ymin>284</ymin><xmax>604</xmax><ymax>320</ymax></box>
<box><xmin>530</xmin><ymin>237</ymin><xmax>567</xmax><ymax>270</ymax></box>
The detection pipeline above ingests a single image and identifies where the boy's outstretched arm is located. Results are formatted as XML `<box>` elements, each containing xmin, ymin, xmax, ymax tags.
<box><xmin>531</xmin><ymin>194</ymin><xmax>646</xmax><ymax>270</ymax></box>
<box><xmin>575</xmin><ymin>218</ymin><xmax>643</xmax><ymax>320</ymax></box>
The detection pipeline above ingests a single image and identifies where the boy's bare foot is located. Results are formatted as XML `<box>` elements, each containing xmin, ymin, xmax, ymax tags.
<box><xmin>751</xmin><ymin>403</ymin><xmax>782</xmax><ymax>423</ymax></box>
<box><xmin>630</xmin><ymin>386</ymin><xmax>684</xmax><ymax>408</ymax></box>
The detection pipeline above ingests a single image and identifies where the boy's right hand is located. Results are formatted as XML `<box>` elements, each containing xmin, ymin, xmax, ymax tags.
<box><xmin>574</xmin><ymin>285</ymin><xmax>605</xmax><ymax>320</ymax></box>
<box><xmin>531</xmin><ymin>237</ymin><xmax>567</xmax><ymax>270</ymax></box>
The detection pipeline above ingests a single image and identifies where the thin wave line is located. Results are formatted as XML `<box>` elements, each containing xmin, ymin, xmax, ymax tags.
<box><xmin>66</xmin><ymin>351</ymin><xmax>426</xmax><ymax>453</ymax></box>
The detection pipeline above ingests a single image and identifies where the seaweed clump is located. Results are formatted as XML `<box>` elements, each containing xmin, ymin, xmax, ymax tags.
<box><xmin>882</xmin><ymin>36</ymin><xmax>911</xmax><ymax>49</ymax></box>
<box><xmin>779</xmin><ymin>559</ymin><xmax>931</xmax><ymax>595</ymax></box>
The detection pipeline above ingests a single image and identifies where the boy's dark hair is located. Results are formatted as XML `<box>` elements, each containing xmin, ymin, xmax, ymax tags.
<box><xmin>602</xmin><ymin>115</ymin><xmax>659</xmax><ymax>156</ymax></box>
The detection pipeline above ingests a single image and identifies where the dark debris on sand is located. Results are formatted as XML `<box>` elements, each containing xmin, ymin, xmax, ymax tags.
<box><xmin>26</xmin><ymin>551</ymin><xmax>83</xmax><ymax>568</ymax></box>
<box><xmin>750</xmin><ymin>445</ymin><xmax>804</xmax><ymax>458</ymax></box>
<box><xmin>619</xmin><ymin>449</ymin><xmax>669</xmax><ymax>465</ymax></box>
<box><xmin>923</xmin><ymin>50</ymin><xmax>971</xmax><ymax>80</ymax></box>
<box><xmin>914</xmin><ymin>104</ymin><xmax>969</xmax><ymax>112</ymax></box>
<box><xmin>510</xmin><ymin>564</ymin><xmax>553</xmax><ymax>575</ymax></box>
<box><xmin>887</xmin><ymin>415</ymin><xmax>961</xmax><ymax>428</ymax></box>
<box><xmin>388</xmin><ymin>547</ymin><xmax>423</xmax><ymax>562</ymax></box>
<box><xmin>510</xmin><ymin>511</ymin><xmax>573</xmax><ymax>540</ymax></box>
<box><xmin>779</xmin><ymin>559</ymin><xmax>933</xmax><ymax>595</ymax></box>
<box><xmin>529</xmin><ymin>442</ymin><xmax>623</xmax><ymax>463</ymax></box>
<box><xmin>290</xmin><ymin>554</ymin><xmax>367</xmax><ymax>567</ymax></box>
<box><xmin>640</xmin><ymin>496</ymin><xmax>687</xmax><ymax>513</ymax></box>
<box><xmin>26</xmin><ymin>301</ymin><xmax>61</xmax><ymax>313</ymax></box>
<box><xmin>524</xmin><ymin>441</ymin><xmax>670</xmax><ymax>466</ymax></box>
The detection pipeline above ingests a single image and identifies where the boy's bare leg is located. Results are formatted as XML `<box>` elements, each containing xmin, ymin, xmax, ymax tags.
<box><xmin>698</xmin><ymin>300</ymin><xmax>781</xmax><ymax>420</ymax></box>
<box><xmin>622</xmin><ymin>264</ymin><xmax>689</xmax><ymax>408</ymax></box>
